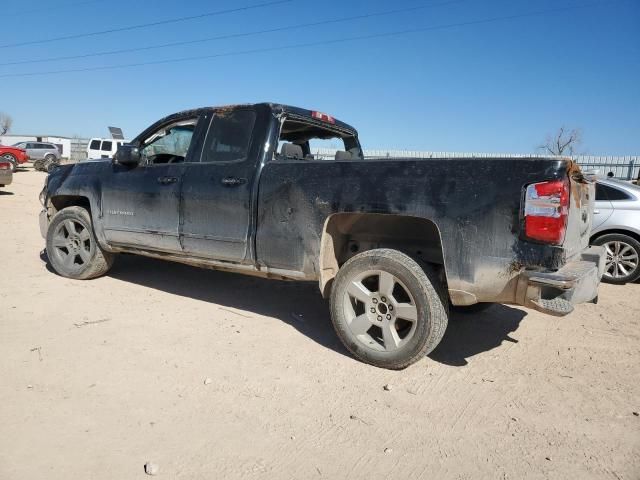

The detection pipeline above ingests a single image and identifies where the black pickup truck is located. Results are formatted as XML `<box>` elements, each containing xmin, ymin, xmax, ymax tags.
<box><xmin>40</xmin><ymin>103</ymin><xmax>605</xmax><ymax>369</ymax></box>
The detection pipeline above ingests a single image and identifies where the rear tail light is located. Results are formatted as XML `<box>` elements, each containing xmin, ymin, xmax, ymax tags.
<box><xmin>0</xmin><ymin>161</ymin><xmax>10</xmax><ymax>170</ymax></box>
<box><xmin>311</xmin><ymin>111</ymin><xmax>335</xmax><ymax>124</ymax></box>
<box><xmin>524</xmin><ymin>178</ymin><xmax>570</xmax><ymax>245</ymax></box>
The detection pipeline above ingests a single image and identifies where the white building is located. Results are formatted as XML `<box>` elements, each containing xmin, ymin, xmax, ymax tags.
<box><xmin>0</xmin><ymin>134</ymin><xmax>73</xmax><ymax>158</ymax></box>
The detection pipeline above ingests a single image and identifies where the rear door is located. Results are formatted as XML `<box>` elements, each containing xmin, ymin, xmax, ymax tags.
<box><xmin>593</xmin><ymin>182</ymin><xmax>614</xmax><ymax>229</ymax></box>
<box><xmin>88</xmin><ymin>139</ymin><xmax>101</xmax><ymax>159</ymax></box>
<box><xmin>100</xmin><ymin>140</ymin><xmax>113</xmax><ymax>159</ymax></box>
<box><xmin>180</xmin><ymin>108</ymin><xmax>260</xmax><ymax>262</ymax></box>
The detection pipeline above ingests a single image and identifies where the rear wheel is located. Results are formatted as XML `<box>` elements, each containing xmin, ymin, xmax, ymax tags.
<box><xmin>33</xmin><ymin>159</ymin><xmax>44</xmax><ymax>171</ymax></box>
<box><xmin>592</xmin><ymin>233</ymin><xmax>640</xmax><ymax>284</ymax></box>
<box><xmin>46</xmin><ymin>206</ymin><xmax>114</xmax><ymax>280</ymax></box>
<box><xmin>45</xmin><ymin>160</ymin><xmax>58</xmax><ymax>172</ymax></box>
<box><xmin>330</xmin><ymin>249</ymin><xmax>448</xmax><ymax>369</ymax></box>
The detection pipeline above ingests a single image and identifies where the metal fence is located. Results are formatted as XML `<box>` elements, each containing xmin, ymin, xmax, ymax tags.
<box><xmin>64</xmin><ymin>140</ymin><xmax>639</xmax><ymax>181</ymax></box>
<box><xmin>69</xmin><ymin>138</ymin><xmax>89</xmax><ymax>163</ymax></box>
<box><xmin>311</xmin><ymin>148</ymin><xmax>640</xmax><ymax>180</ymax></box>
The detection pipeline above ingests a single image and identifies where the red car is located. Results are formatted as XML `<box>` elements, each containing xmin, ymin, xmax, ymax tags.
<box><xmin>0</xmin><ymin>145</ymin><xmax>29</xmax><ymax>172</ymax></box>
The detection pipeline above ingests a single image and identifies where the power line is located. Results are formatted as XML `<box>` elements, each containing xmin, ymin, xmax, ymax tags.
<box><xmin>0</xmin><ymin>0</ymin><xmax>467</xmax><ymax>67</ymax></box>
<box><xmin>0</xmin><ymin>0</ymin><xmax>621</xmax><ymax>79</ymax></box>
<box><xmin>0</xmin><ymin>0</ymin><xmax>295</xmax><ymax>49</ymax></box>
<box><xmin>4</xmin><ymin>0</ymin><xmax>109</xmax><ymax>17</ymax></box>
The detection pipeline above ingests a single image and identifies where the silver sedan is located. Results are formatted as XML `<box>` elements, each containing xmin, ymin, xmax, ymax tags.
<box><xmin>590</xmin><ymin>177</ymin><xmax>640</xmax><ymax>284</ymax></box>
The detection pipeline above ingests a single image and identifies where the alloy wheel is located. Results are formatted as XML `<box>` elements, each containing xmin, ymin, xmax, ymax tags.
<box><xmin>603</xmin><ymin>240</ymin><xmax>639</xmax><ymax>280</ymax></box>
<box><xmin>50</xmin><ymin>219</ymin><xmax>94</xmax><ymax>270</ymax></box>
<box><xmin>343</xmin><ymin>269</ymin><xmax>418</xmax><ymax>352</ymax></box>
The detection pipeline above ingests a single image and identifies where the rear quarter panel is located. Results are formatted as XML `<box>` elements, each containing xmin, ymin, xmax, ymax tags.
<box><xmin>256</xmin><ymin>157</ymin><xmax>570</xmax><ymax>302</ymax></box>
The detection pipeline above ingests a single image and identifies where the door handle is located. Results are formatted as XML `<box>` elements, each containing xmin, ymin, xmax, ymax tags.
<box><xmin>157</xmin><ymin>176</ymin><xmax>178</xmax><ymax>185</ymax></box>
<box><xmin>221</xmin><ymin>177</ymin><xmax>246</xmax><ymax>186</ymax></box>
<box><xmin>593</xmin><ymin>210</ymin><xmax>600</xmax><ymax>214</ymax></box>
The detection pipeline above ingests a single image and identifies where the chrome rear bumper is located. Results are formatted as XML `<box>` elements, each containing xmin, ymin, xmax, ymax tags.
<box><xmin>516</xmin><ymin>246</ymin><xmax>605</xmax><ymax>316</ymax></box>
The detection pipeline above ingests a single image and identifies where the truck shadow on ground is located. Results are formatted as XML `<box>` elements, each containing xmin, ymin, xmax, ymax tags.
<box><xmin>430</xmin><ymin>305</ymin><xmax>526</xmax><ymax>366</ymax></box>
<box><xmin>41</xmin><ymin>250</ymin><xmax>527</xmax><ymax>367</ymax></box>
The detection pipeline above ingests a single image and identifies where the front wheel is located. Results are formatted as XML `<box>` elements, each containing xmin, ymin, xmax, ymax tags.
<box><xmin>2</xmin><ymin>153</ymin><xmax>17</xmax><ymax>172</ymax></box>
<box><xmin>46</xmin><ymin>206</ymin><xmax>114</xmax><ymax>280</ymax></box>
<box><xmin>592</xmin><ymin>233</ymin><xmax>640</xmax><ymax>284</ymax></box>
<box><xmin>330</xmin><ymin>249</ymin><xmax>448</xmax><ymax>369</ymax></box>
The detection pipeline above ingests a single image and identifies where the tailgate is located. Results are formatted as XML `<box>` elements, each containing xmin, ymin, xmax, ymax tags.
<box><xmin>563</xmin><ymin>162</ymin><xmax>595</xmax><ymax>260</ymax></box>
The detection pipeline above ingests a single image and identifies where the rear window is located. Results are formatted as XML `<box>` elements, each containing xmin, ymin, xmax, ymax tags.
<box><xmin>89</xmin><ymin>140</ymin><xmax>100</xmax><ymax>150</ymax></box>
<box><xmin>596</xmin><ymin>183</ymin><xmax>632</xmax><ymax>201</ymax></box>
<box><xmin>202</xmin><ymin>110</ymin><xmax>256</xmax><ymax>163</ymax></box>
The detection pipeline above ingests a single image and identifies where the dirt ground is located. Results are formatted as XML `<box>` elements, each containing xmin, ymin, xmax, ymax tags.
<box><xmin>1</xmin><ymin>169</ymin><xmax>638</xmax><ymax>480</ymax></box>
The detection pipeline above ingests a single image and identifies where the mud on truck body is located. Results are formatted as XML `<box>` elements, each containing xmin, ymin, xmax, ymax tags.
<box><xmin>39</xmin><ymin>103</ymin><xmax>605</xmax><ymax>369</ymax></box>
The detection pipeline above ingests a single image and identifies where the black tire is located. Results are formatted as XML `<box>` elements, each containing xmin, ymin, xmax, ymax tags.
<box><xmin>592</xmin><ymin>233</ymin><xmax>640</xmax><ymax>284</ymax></box>
<box><xmin>2</xmin><ymin>153</ymin><xmax>17</xmax><ymax>172</ymax></box>
<box><xmin>330</xmin><ymin>248</ymin><xmax>449</xmax><ymax>370</ymax></box>
<box><xmin>33</xmin><ymin>159</ymin><xmax>45</xmax><ymax>171</ymax></box>
<box><xmin>45</xmin><ymin>160</ymin><xmax>58</xmax><ymax>172</ymax></box>
<box><xmin>44</xmin><ymin>154</ymin><xmax>56</xmax><ymax>162</ymax></box>
<box><xmin>46</xmin><ymin>206</ymin><xmax>114</xmax><ymax>280</ymax></box>
<box><xmin>452</xmin><ymin>302</ymin><xmax>495</xmax><ymax>314</ymax></box>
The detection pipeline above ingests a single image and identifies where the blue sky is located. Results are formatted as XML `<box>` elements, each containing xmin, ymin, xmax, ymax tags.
<box><xmin>1</xmin><ymin>0</ymin><xmax>638</xmax><ymax>154</ymax></box>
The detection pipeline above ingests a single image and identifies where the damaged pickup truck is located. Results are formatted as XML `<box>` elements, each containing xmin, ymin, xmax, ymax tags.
<box><xmin>39</xmin><ymin>103</ymin><xmax>605</xmax><ymax>369</ymax></box>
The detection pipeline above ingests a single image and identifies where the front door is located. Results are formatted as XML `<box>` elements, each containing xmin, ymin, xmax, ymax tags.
<box><xmin>101</xmin><ymin>115</ymin><xmax>202</xmax><ymax>253</ymax></box>
<box><xmin>180</xmin><ymin>108</ymin><xmax>259</xmax><ymax>262</ymax></box>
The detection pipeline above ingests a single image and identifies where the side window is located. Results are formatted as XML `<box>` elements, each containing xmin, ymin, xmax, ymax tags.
<box><xmin>89</xmin><ymin>140</ymin><xmax>101</xmax><ymax>150</ymax></box>
<box><xmin>140</xmin><ymin>121</ymin><xmax>197</xmax><ymax>165</ymax></box>
<box><xmin>26</xmin><ymin>142</ymin><xmax>37</xmax><ymax>149</ymax></box>
<box><xmin>101</xmin><ymin>141</ymin><xmax>113</xmax><ymax>152</ymax></box>
<box><xmin>596</xmin><ymin>183</ymin><xmax>631</xmax><ymax>201</ymax></box>
<box><xmin>202</xmin><ymin>110</ymin><xmax>256</xmax><ymax>163</ymax></box>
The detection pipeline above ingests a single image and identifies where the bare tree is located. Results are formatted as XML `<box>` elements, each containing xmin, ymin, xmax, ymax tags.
<box><xmin>539</xmin><ymin>127</ymin><xmax>582</xmax><ymax>156</ymax></box>
<box><xmin>0</xmin><ymin>112</ymin><xmax>12</xmax><ymax>136</ymax></box>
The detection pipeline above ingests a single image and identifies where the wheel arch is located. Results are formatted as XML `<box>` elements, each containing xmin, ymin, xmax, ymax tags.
<box><xmin>318</xmin><ymin>213</ymin><xmax>448</xmax><ymax>298</ymax></box>
<box><xmin>591</xmin><ymin>228</ymin><xmax>640</xmax><ymax>244</ymax></box>
<box><xmin>50</xmin><ymin>195</ymin><xmax>92</xmax><ymax>216</ymax></box>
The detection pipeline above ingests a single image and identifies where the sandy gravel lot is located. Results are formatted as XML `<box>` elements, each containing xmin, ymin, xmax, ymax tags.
<box><xmin>1</xmin><ymin>169</ymin><xmax>639</xmax><ymax>480</ymax></box>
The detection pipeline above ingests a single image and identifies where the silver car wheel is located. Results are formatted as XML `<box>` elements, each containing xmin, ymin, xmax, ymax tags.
<box><xmin>343</xmin><ymin>269</ymin><xmax>418</xmax><ymax>352</ymax></box>
<box><xmin>603</xmin><ymin>240</ymin><xmax>639</xmax><ymax>279</ymax></box>
<box><xmin>2</xmin><ymin>154</ymin><xmax>16</xmax><ymax>172</ymax></box>
<box><xmin>50</xmin><ymin>219</ymin><xmax>94</xmax><ymax>271</ymax></box>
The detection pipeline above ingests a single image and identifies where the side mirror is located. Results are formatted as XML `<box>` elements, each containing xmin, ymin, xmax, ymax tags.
<box><xmin>115</xmin><ymin>144</ymin><xmax>141</xmax><ymax>166</ymax></box>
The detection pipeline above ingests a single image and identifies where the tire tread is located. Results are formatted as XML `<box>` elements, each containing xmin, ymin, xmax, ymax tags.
<box><xmin>330</xmin><ymin>248</ymin><xmax>448</xmax><ymax>370</ymax></box>
<box><xmin>46</xmin><ymin>206</ymin><xmax>114</xmax><ymax>280</ymax></box>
